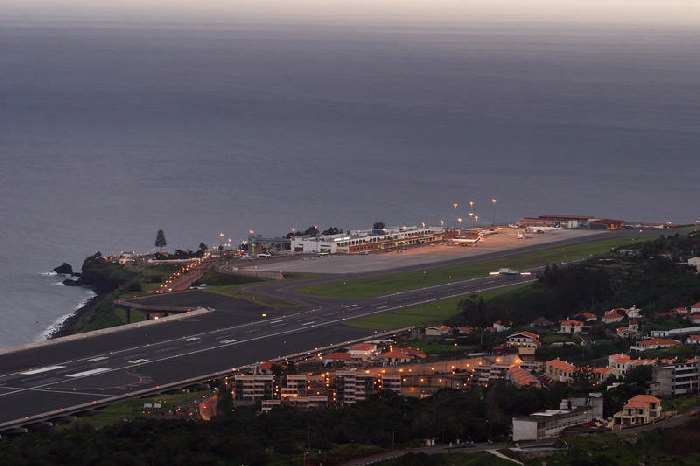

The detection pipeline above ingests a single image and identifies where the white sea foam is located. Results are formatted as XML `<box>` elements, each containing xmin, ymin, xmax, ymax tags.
<box><xmin>40</xmin><ymin>271</ymin><xmax>58</xmax><ymax>277</ymax></box>
<box><xmin>41</xmin><ymin>291</ymin><xmax>97</xmax><ymax>340</ymax></box>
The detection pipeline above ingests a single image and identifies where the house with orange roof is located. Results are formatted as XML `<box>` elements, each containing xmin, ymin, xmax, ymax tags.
<box><xmin>613</xmin><ymin>395</ymin><xmax>662</xmax><ymax>429</ymax></box>
<box><xmin>508</xmin><ymin>366</ymin><xmax>542</xmax><ymax>388</ymax></box>
<box><xmin>545</xmin><ymin>358</ymin><xmax>577</xmax><ymax>383</ymax></box>
<box><xmin>322</xmin><ymin>352</ymin><xmax>353</xmax><ymax>366</ymax></box>
<box><xmin>379</xmin><ymin>347</ymin><xmax>427</xmax><ymax>366</ymax></box>
<box><xmin>687</xmin><ymin>335</ymin><xmax>700</xmax><ymax>345</ymax></box>
<box><xmin>347</xmin><ymin>342</ymin><xmax>378</xmax><ymax>359</ymax></box>
<box><xmin>631</xmin><ymin>338</ymin><xmax>681</xmax><ymax>352</ymax></box>
<box><xmin>456</xmin><ymin>326</ymin><xmax>475</xmax><ymax>335</ymax></box>
<box><xmin>506</xmin><ymin>331</ymin><xmax>541</xmax><ymax>356</ymax></box>
<box><xmin>574</xmin><ymin>312</ymin><xmax>598</xmax><ymax>322</ymax></box>
<box><xmin>602</xmin><ymin>309</ymin><xmax>626</xmax><ymax>324</ymax></box>
<box><xmin>559</xmin><ymin>319</ymin><xmax>584</xmax><ymax>335</ymax></box>
<box><xmin>425</xmin><ymin>325</ymin><xmax>452</xmax><ymax>337</ymax></box>
<box><xmin>672</xmin><ymin>306</ymin><xmax>689</xmax><ymax>316</ymax></box>
<box><xmin>692</xmin><ymin>302</ymin><xmax>700</xmax><ymax>314</ymax></box>
<box><xmin>591</xmin><ymin>367</ymin><xmax>612</xmax><ymax>383</ymax></box>
<box><xmin>607</xmin><ymin>353</ymin><xmax>655</xmax><ymax>377</ymax></box>
<box><xmin>688</xmin><ymin>314</ymin><xmax>700</xmax><ymax>324</ymax></box>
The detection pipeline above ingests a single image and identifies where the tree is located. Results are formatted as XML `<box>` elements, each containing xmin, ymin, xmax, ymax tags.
<box><xmin>155</xmin><ymin>229</ymin><xmax>167</xmax><ymax>249</ymax></box>
<box><xmin>373</xmin><ymin>221</ymin><xmax>386</xmax><ymax>231</ymax></box>
<box><xmin>216</xmin><ymin>383</ymin><xmax>234</xmax><ymax>419</ymax></box>
<box><xmin>322</xmin><ymin>227</ymin><xmax>343</xmax><ymax>236</ymax></box>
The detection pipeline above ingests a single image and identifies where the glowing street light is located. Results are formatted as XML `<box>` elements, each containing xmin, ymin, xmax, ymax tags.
<box><xmin>491</xmin><ymin>198</ymin><xmax>498</xmax><ymax>226</ymax></box>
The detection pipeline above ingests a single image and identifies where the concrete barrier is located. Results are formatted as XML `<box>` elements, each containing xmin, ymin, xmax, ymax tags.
<box><xmin>0</xmin><ymin>308</ymin><xmax>213</xmax><ymax>356</ymax></box>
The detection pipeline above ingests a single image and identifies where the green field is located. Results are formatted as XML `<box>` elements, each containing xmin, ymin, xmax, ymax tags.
<box><xmin>301</xmin><ymin>235</ymin><xmax>647</xmax><ymax>300</ymax></box>
<box><xmin>206</xmin><ymin>285</ymin><xmax>299</xmax><ymax>310</ymax></box>
<box><xmin>346</xmin><ymin>283</ymin><xmax>529</xmax><ymax>330</ymax></box>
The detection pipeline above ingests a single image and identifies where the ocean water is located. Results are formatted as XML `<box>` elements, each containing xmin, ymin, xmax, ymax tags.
<box><xmin>1</xmin><ymin>19</ymin><xmax>699</xmax><ymax>347</ymax></box>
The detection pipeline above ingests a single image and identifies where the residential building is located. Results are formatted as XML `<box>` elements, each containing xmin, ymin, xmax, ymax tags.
<box><xmin>613</xmin><ymin>395</ymin><xmax>662</xmax><ymax>429</ymax></box>
<box><xmin>630</xmin><ymin>338</ymin><xmax>681</xmax><ymax>352</ymax></box>
<box><xmin>322</xmin><ymin>352</ymin><xmax>353</xmax><ymax>367</ymax></box>
<box><xmin>473</xmin><ymin>354</ymin><xmax>521</xmax><ymax>386</ymax></box>
<box><xmin>378</xmin><ymin>347</ymin><xmax>427</xmax><ymax>366</ymax></box>
<box><xmin>512</xmin><ymin>393</ymin><xmax>603</xmax><ymax>441</ymax></box>
<box><xmin>334</xmin><ymin>370</ymin><xmax>401</xmax><ymax>405</ymax></box>
<box><xmin>492</xmin><ymin>320</ymin><xmax>512</xmax><ymax>333</ymax></box>
<box><xmin>546</xmin><ymin>359</ymin><xmax>577</xmax><ymax>382</ymax></box>
<box><xmin>347</xmin><ymin>343</ymin><xmax>378</xmax><ymax>360</ymax></box>
<box><xmin>672</xmin><ymin>306</ymin><xmax>689</xmax><ymax>316</ymax></box>
<box><xmin>574</xmin><ymin>312</ymin><xmax>598</xmax><ymax>322</ymax></box>
<box><xmin>688</xmin><ymin>335</ymin><xmax>700</xmax><ymax>345</ymax></box>
<box><xmin>508</xmin><ymin>366</ymin><xmax>541</xmax><ymax>388</ymax></box>
<box><xmin>602</xmin><ymin>309</ymin><xmax>626</xmax><ymax>324</ymax></box>
<box><xmin>608</xmin><ymin>354</ymin><xmax>655</xmax><ymax>378</ymax></box>
<box><xmin>592</xmin><ymin>367</ymin><xmax>613</xmax><ymax>383</ymax></box>
<box><xmin>425</xmin><ymin>325</ymin><xmax>452</xmax><ymax>337</ymax></box>
<box><xmin>693</xmin><ymin>302</ymin><xmax>700</xmax><ymax>314</ymax></box>
<box><xmin>624</xmin><ymin>306</ymin><xmax>643</xmax><ymax>319</ymax></box>
<box><xmin>506</xmin><ymin>331</ymin><xmax>541</xmax><ymax>355</ymax></box>
<box><xmin>651</xmin><ymin>358</ymin><xmax>700</xmax><ymax>397</ymax></box>
<box><xmin>232</xmin><ymin>375</ymin><xmax>275</xmax><ymax>402</ymax></box>
<box><xmin>688</xmin><ymin>314</ymin><xmax>700</xmax><ymax>325</ymax></box>
<box><xmin>559</xmin><ymin>319</ymin><xmax>584</xmax><ymax>334</ymax></box>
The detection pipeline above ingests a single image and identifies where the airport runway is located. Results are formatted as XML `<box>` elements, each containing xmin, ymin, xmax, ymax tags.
<box><xmin>0</xmin><ymin>273</ymin><xmax>531</xmax><ymax>428</ymax></box>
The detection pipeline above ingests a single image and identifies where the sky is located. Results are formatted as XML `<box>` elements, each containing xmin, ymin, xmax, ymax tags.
<box><xmin>5</xmin><ymin>0</ymin><xmax>700</xmax><ymax>29</ymax></box>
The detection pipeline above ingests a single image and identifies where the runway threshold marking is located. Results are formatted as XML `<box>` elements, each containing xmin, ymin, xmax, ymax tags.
<box><xmin>87</xmin><ymin>356</ymin><xmax>109</xmax><ymax>362</ymax></box>
<box><xmin>19</xmin><ymin>366</ymin><xmax>66</xmax><ymax>376</ymax></box>
<box><xmin>66</xmin><ymin>368</ymin><xmax>111</xmax><ymax>378</ymax></box>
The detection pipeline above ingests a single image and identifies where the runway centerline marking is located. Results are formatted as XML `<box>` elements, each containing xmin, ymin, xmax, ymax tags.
<box><xmin>19</xmin><ymin>366</ymin><xmax>65</xmax><ymax>376</ymax></box>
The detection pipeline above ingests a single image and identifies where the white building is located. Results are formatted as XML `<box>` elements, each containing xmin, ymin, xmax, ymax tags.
<box><xmin>291</xmin><ymin>225</ymin><xmax>445</xmax><ymax>255</ymax></box>
<box><xmin>512</xmin><ymin>393</ymin><xmax>603</xmax><ymax>441</ymax></box>
<box><xmin>688</xmin><ymin>257</ymin><xmax>700</xmax><ymax>272</ymax></box>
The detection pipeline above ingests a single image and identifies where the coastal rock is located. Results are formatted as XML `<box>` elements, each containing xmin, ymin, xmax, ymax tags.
<box><xmin>54</xmin><ymin>263</ymin><xmax>74</xmax><ymax>275</ymax></box>
<box><xmin>62</xmin><ymin>278</ymin><xmax>81</xmax><ymax>287</ymax></box>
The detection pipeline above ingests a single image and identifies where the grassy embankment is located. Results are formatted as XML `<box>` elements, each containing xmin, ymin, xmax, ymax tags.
<box><xmin>62</xmin><ymin>389</ymin><xmax>209</xmax><ymax>430</ymax></box>
<box><xmin>302</xmin><ymin>235</ymin><xmax>648</xmax><ymax>301</ymax></box>
<box><xmin>346</xmin><ymin>283</ymin><xmax>529</xmax><ymax>331</ymax></box>
<box><xmin>198</xmin><ymin>271</ymin><xmax>299</xmax><ymax>310</ymax></box>
<box><xmin>375</xmin><ymin>452</ymin><xmax>515</xmax><ymax>466</ymax></box>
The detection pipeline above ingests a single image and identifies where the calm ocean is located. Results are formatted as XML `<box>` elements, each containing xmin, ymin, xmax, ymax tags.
<box><xmin>1</xmin><ymin>20</ymin><xmax>698</xmax><ymax>347</ymax></box>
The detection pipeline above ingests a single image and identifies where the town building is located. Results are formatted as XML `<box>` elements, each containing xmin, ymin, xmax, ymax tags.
<box><xmin>602</xmin><ymin>309</ymin><xmax>626</xmax><ymax>324</ymax></box>
<box><xmin>347</xmin><ymin>343</ymin><xmax>378</xmax><ymax>360</ymax></box>
<box><xmin>608</xmin><ymin>354</ymin><xmax>655</xmax><ymax>378</ymax></box>
<box><xmin>322</xmin><ymin>352</ymin><xmax>354</xmax><ymax>367</ymax></box>
<box><xmin>693</xmin><ymin>302</ymin><xmax>700</xmax><ymax>314</ymax></box>
<box><xmin>473</xmin><ymin>354</ymin><xmax>521</xmax><ymax>386</ymax></box>
<box><xmin>574</xmin><ymin>312</ymin><xmax>598</xmax><ymax>322</ymax></box>
<box><xmin>508</xmin><ymin>366</ymin><xmax>541</xmax><ymax>388</ymax></box>
<box><xmin>650</xmin><ymin>358</ymin><xmax>700</xmax><ymax>397</ymax></box>
<box><xmin>247</xmin><ymin>234</ymin><xmax>292</xmax><ymax>255</ymax></box>
<box><xmin>334</xmin><ymin>370</ymin><xmax>401</xmax><ymax>405</ymax></box>
<box><xmin>492</xmin><ymin>320</ymin><xmax>512</xmax><ymax>333</ymax></box>
<box><xmin>589</xmin><ymin>219</ymin><xmax>625</xmax><ymax>230</ymax></box>
<box><xmin>545</xmin><ymin>359</ymin><xmax>577</xmax><ymax>383</ymax></box>
<box><xmin>512</xmin><ymin>393</ymin><xmax>603</xmax><ymax>441</ymax></box>
<box><xmin>506</xmin><ymin>331</ymin><xmax>541</xmax><ymax>356</ymax></box>
<box><xmin>425</xmin><ymin>325</ymin><xmax>453</xmax><ymax>337</ymax></box>
<box><xmin>612</xmin><ymin>395</ymin><xmax>662</xmax><ymax>429</ymax></box>
<box><xmin>559</xmin><ymin>319</ymin><xmax>584</xmax><ymax>334</ymax></box>
<box><xmin>291</xmin><ymin>225</ymin><xmax>445</xmax><ymax>255</ymax></box>
<box><xmin>630</xmin><ymin>338</ymin><xmax>681</xmax><ymax>352</ymax></box>
<box><xmin>378</xmin><ymin>347</ymin><xmax>427</xmax><ymax>366</ymax></box>
<box><xmin>232</xmin><ymin>374</ymin><xmax>275</xmax><ymax>402</ymax></box>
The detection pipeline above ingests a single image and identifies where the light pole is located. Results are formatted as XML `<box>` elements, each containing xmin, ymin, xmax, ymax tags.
<box><xmin>491</xmin><ymin>198</ymin><xmax>498</xmax><ymax>226</ymax></box>
<box><xmin>475</xmin><ymin>215</ymin><xmax>479</xmax><ymax>226</ymax></box>
<box><xmin>457</xmin><ymin>217</ymin><xmax>463</xmax><ymax>230</ymax></box>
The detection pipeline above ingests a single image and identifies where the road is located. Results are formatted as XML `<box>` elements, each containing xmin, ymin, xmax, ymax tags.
<box><xmin>0</xmin><ymin>272</ymin><xmax>531</xmax><ymax>429</ymax></box>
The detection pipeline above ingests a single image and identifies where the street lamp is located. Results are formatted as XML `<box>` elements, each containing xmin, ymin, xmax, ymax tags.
<box><xmin>474</xmin><ymin>215</ymin><xmax>479</xmax><ymax>226</ymax></box>
<box><xmin>469</xmin><ymin>200</ymin><xmax>475</xmax><ymax>210</ymax></box>
<box><xmin>491</xmin><ymin>198</ymin><xmax>498</xmax><ymax>226</ymax></box>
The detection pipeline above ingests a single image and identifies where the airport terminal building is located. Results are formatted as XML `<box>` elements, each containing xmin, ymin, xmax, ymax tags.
<box><xmin>291</xmin><ymin>225</ymin><xmax>445</xmax><ymax>255</ymax></box>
